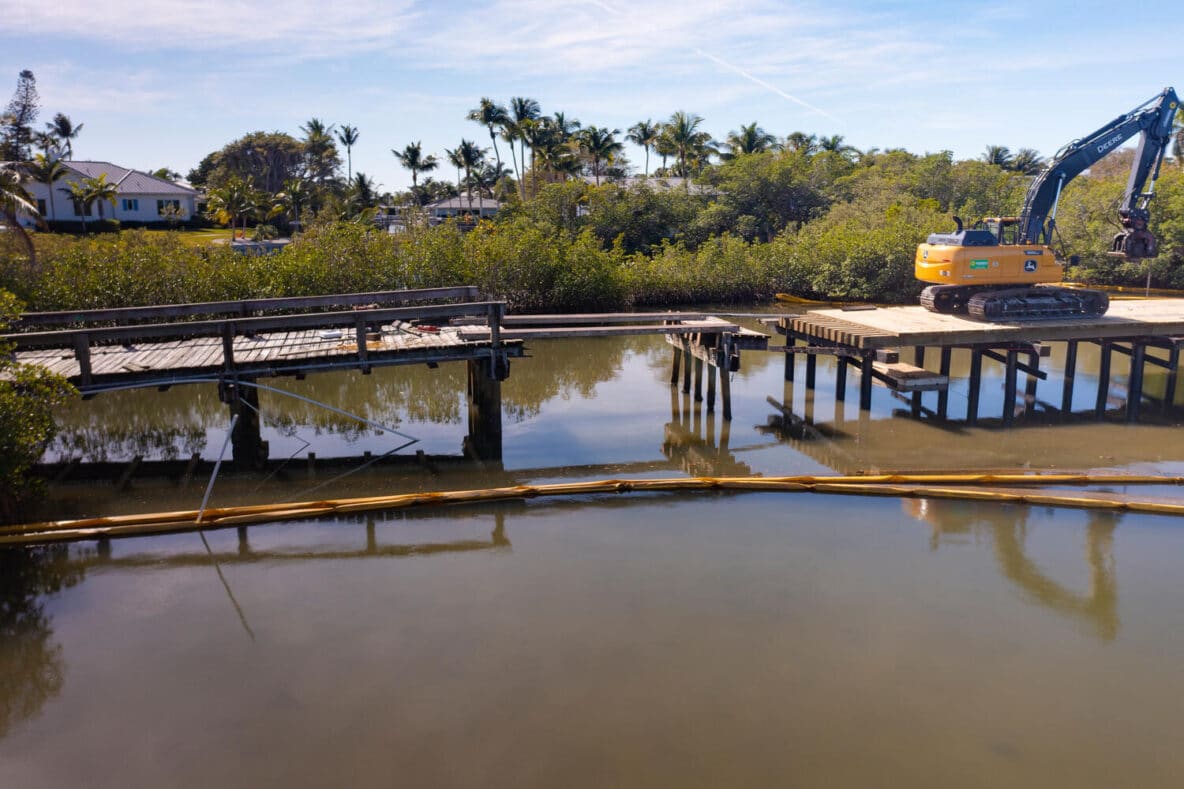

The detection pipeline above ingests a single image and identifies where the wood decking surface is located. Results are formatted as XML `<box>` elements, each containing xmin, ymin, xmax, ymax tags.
<box><xmin>15</xmin><ymin>321</ymin><xmax>504</xmax><ymax>384</ymax></box>
<box><xmin>784</xmin><ymin>299</ymin><xmax>1184</xmax><ymax>350</ymax></box>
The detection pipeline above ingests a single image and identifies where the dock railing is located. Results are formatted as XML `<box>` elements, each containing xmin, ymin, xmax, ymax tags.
<box><xmin>3</xmin><ymin>286</ymin><xmax>505</xmax><ymax>388</ymax></box>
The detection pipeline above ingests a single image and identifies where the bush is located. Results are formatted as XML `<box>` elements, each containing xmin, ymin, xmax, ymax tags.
<box><xmin>0</xmin><ymin>291</ymin><xmax>74</xmax><ymax>522</ymax></box>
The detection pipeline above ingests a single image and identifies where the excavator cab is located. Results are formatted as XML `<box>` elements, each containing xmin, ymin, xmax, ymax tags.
<box><xmin>983</xmin><ymin>217</ymin><xmax>1021</xmax><ymax>245</ymax></box>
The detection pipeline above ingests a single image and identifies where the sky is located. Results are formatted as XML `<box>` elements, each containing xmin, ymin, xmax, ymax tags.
<box><xmin>1</xmin><ymin>0</ymin><xmax>1180</xmax><ymax>193</ymax></box>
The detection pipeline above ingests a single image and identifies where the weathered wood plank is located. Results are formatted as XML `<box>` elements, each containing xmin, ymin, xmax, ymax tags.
<box><xmin>784</xmin><ymin>299</ymin><xmax>1184</xmax><ymax>350</ymax></box>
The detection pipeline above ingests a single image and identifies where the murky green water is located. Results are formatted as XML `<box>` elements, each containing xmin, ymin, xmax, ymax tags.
<box><xmin>3</xmin><ymin>315</ymin><xmax>1184</xmax><ymax>787</ymax></box>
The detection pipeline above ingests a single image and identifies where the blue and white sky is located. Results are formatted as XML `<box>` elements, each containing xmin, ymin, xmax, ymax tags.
<box><xmin>1</xmin><ymin>0</ymin><xmax>1180</xmax><ymax>192</ymax></box>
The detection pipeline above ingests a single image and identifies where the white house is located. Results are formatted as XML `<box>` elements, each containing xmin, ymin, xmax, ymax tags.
<box><xmin>21</xmin><ymin>161</ymin><xmax>198</xmax><ymax>225</ymax></box>
<box><xmin>424</xmin><ymin>195</ymin><xmax>502</xmax><ymax>222</ymax></box>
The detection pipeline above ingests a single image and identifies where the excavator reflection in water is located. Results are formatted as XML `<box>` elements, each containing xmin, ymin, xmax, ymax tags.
<box><xmin>906</xmin><ymin>498</ymin><xmax>1118</xmax><ymax>641</ymax></box>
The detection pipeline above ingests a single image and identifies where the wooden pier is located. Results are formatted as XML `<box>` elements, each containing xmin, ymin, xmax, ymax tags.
<box><xmin>6</xmin><ymin>290</ymin><xmax>768</xmax><ymax>469</ymax></box>
<box><xmin>776</xmin><ymin>299</ymin><xmax>1184</xmax><ymax>424</ymax></box>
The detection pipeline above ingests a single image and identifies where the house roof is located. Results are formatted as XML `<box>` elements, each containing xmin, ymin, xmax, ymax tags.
<box><xmin>62</xmin><ymin>161</ymin><xmax>196</xmax><ymax>196</ymax></box>
<box><xmin>579</xmin><ymin>175</ymin><xmax>713</xmax><ymax>193</ymax></box>
<box><xmin>425</xmin><ymin>196</ymin><xmax>501</xmax><ymax>210</ymax></box>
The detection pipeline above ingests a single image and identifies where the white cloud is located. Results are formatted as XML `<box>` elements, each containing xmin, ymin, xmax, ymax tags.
<box><xmin>1</xmin><ymin>0</ymin><xmax>419</xmax><ymax>56</ymax></box>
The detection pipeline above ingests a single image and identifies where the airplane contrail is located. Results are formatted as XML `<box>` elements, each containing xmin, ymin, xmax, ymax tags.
<box><xmin>695</xmin><ymin>48</ymin><xmax>838</xmax><ymax>122</ymax></box>
<box><xmin>579</xmin><ymin>0</ymin><xmax>838</xmax><ymax>122</ymax></box>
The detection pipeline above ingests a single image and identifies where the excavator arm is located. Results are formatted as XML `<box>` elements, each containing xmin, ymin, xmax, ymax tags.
<box><xmin>1017</xmin><ymin>86</ymin><xmax>1180</xmax><ymax>256</ymax></box>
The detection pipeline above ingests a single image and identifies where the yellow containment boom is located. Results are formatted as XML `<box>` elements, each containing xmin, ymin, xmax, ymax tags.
<box><xmin>3</xmin><ymin>472</ymin><xmax>1183</xmax><ymax>547</ymax></box>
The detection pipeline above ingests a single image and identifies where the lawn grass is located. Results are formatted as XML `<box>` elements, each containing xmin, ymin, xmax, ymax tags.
<box><xmin>139</xmin><ymin>227</ymin><xmax>233</xmax><ymax>247</ymax></box>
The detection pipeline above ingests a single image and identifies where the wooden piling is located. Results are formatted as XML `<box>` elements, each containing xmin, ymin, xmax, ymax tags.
<box><xmin>859</xmin><ymin>354</ymin><xmax>874</xmax><ymax>410</ymax></box>
<box><xmin>937</xmin><ymin>347</ymin><xmax>952</xmax><ymax>418</ymax></box>
<box><xmin>466</xmin><ymin>357</ymin><xmax>503</xmax><ymax>461</ymax></box>
<box><xmin>1095</xmin><ymin>341</ymin><xmax>1112</xmax><ymax>418</ymax></box>
<box><xmin>1062</xmin><ymin>340</ymin><xmax>1079</xmax><ymax>416</ymax></box>
<box><xmin>967</xmin><ymin>349</ymin><xmax>983</xmax><ymax>425</ymax></box>
<box><xmin>912</xmin><ymin>347</ymin><xmax>926</xmax><ymax>416</ymax></box>
<box><xmin>1127</xmin><ymin>342</ymin><xmax>1146</xmax><ymax>422</ymax></box>
<box><xmin>1003</xmin><ymin>349</ymin><xmax>1018</xmax><ymax>427</ymax></box>
<box><xmin>1165</xmin><ymin>344</ymin><xmax>1180</xmax><ymax>414</ymax></box>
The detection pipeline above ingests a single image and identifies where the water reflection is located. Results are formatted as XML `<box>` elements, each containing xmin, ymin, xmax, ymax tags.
<box><xmin>45</xmin><ymin>336</ymin><xmax>642</xmax><ymax>465</ymax></box>
<box><xmin>0</xmin><ymin>546</ymin><xmax>87</xmax><ymax>738</ymax></box>
<box><xmin>907</xmin><ymin>498</ymin><xmax>1119</xmax><ymax>640</ymax></box>
<box><xmin>662</xmin><ymin>390</ymin><xmax>752</xmax><ymax>477</ymax></box>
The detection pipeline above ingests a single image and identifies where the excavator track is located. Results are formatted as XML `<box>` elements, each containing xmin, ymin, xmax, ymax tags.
<box><xmin>967</xmin><ymin>286</ymin><xmax>1109</xmax><ymax>322</ymax></box>
<box><xmin>921</xmin><ymin>285</ymin><xmax>1109</xmax><ymax>321</ymax></box>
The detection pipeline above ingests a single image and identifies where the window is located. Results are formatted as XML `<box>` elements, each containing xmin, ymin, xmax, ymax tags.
<box><xmin>121</xmin><ymin>198</ymin><xmax>139</xmax><ymax>212</ymax></box>
<box><xmin>157</xmin><ymin>199</ymin><xmax>181</xmax><ymax>214</ymax></box>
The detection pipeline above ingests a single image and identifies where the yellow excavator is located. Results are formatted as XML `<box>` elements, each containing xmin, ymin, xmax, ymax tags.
<box><xmin>916</xmin><ymin>87</ymin><xmax>1179</xmax><ymax>321</ymax></box>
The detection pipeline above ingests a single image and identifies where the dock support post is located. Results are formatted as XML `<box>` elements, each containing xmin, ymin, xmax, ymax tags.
<box><xmin>1127</xmin><ymin>342</ymin><xmax>1146</xmax><ymax>422</ymax></box>
<box><xmin>937</xmin><ymin>348</ymin><xmax>952</xmax><ymax>418</ymax></box>
<box><xmin>682</xmin><ymin>346</ymin><xmax>693</xmax><ymax>394</ymax></box>
<box><xmin>1003</xmin><ymin>350</ymin><xmax>1018</xmax><ymax>427</ymax></box>
<box><xmin>912</xmin><ymin>347</ymin><xmax>926</xmax><ymax>416</ymax></box>
<box><xmin>784</xmin><ymin>335</ymin><xmax>795</xmax><ymax>382</ymax></box>
<box><xmin>719</xmin><ymin>339</ymin><xmax>733</xmax><ymax>421</ymax></box>
<box><xmin>466</xmin><ymin>357</ymin><xmax>503</xmax><ymax>461</ymax></box>
<box><xmin>693</xmin><ymin>352</ymin><xmax>704</xmax><ymax>402</ymax></box>
<box><xmin>227</xmin><ymin>379</ymin><xmax>268</xmax><ymax>468</ymax></box>
<box><xmin>1025</xmin><ymin>349</ymin><xmax>1040</xmax><ymax>415</ymax></box>
<box><xmin>1164</xmin><ymin>345</ymin><xmax>1180</xmax><ymax>414</ymax></box>
<box><xmin>805</xmin><ymin>345</ymin><xmax>817</xmax><ymax>390</ymax></box>
<box><xmin>1095</xmin><ymin>341</ymin><xmax>1112</xmax><ymax>419</ymax></box>
<box><xmin>73</xmin><ymin>332</ymin><xmax>93</xmax><ymax>389</ymax></box>
<box><xmin>859</xmin><ymin>354</ymin><xmax>873</xmax><ymax>411</ymax></box>
<box><xmin>835</xmin><ymin>356</ymin><xmax>848</xmax><ymax>401</ymax></box>
<box><xmin>967</xmin><ymin>348</ymin><xmax>983</xmax><ymax>425</ymax></box>
<box><xmin>706</xmin><ymin>340</ymin><xmax>718</xmax><ymax>412</ymax></box>
<box><xmin>1062</xmin><ymin>341</ymin><xmax>1078</xmax><ymax>417</ymax></box>
<box><xmin>670</xmin><ymin>346</ymin><xmax>681</xmax><ymax>386</ymax></box>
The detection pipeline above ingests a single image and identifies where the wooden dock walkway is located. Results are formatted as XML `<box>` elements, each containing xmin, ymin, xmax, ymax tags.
<box><xmin>775</xmin><ymin>299</ymin><xmax>1184</xmax><ymax>424</ymax></box>
<box><xmin>5</xmin><ymin>290</ymin><xmax>769</xmax><ymax>467</ymax></box>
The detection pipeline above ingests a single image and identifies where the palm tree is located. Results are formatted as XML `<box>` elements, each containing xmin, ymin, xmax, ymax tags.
<box><xmin>300</xmin><ymin>117</ymin><xmax>339</xmax><ymax>184</ymax></box>
<box><xmin>45</xmin><ymin>113</ymin><xmax>83</xmax><ymax>159</ymax></box>
<box><xmin>579</xmin><ymin>126</ymin><xmax>623</xmax><ymax>185</ymax></box>
<box><xmin>1010</xmin><ymin>148</ymin><xmax>1046</xmax><ymax>175</ymax></box>
<box><xmin>349</xmin><ymin>172</ymin><xmax>378</xmax><ymax>212</ymax></box>
<box><xmin>206</xmin><ymin>177</ymin><xmax>259</xmax><ymax>240</ymax></box>
<box><xmin>784</xmin><ymin>131</ymin><xmax>818</xmax><ymax>155</ymax></box>
<box><xmin>534</xmin><ymin>130</ymin><xmax>580</xmax><ymax>183</ymax></box>
<box><xmin>0</xmin><ymin>162</ymin><xmax>38</xmax><ymax>263</ymax></box>
<box><xmin>549</xmin><ymin>112</ymin><xmax>581</xmax><ymax>143</ymax></box>
<box><xmin>62</xmin><ymin>180</ymin><xmax>91</xmax><ymax>234</ymax></box>
<box><xmin>627</xmin><ymin>120</ymin><xmax>660</xmax><ymax>176</ymax></box>
<box><xmin>455</xmin><ymin>139</ymin><xmax>486</xmax><ymax>212</ymax></box>
<box><xmin>467</xmin><ymin>98</ymin><xmax>509</xmax><ymax>172</ymax></box>
<box><xmin>275</xmin><ymin>178</ymin><xmax>309</xmax><ymax>230</ymax></box>
<box><xmin>80</xmin><ymin>174</ymin><xmax>118</xmax><ymax>223</ymax></box>
<box><xmin>818</xmin><ymin>134</ymin><xmax>858</xmax><ymax>160</ymax></box>
<box><xmin>722</xmin><ymin>122</ymin><xmax>777</xmax><ymax>160</ymax></box>
<box><xmin>336</xmin><ymin>124</ymin><xmax>360</xmax><ymax>182</ymax></box>
<box><xmin>522</xmin><ymin>118</ymin><xmax>559</xmax><ymax>197</ymax></box>
<box><xmin>665</xmin><ymin>111</ymin><xmax>713</xmax><ymax>179</ymax></box>
<box><xmin>25</xmin><ymin>153</ymin><xmax>67</xmax><ymax>223</ymax></box>
<box><xmin>395</xmin><ymin>141</ymin><xmax>438</xmax><ymax>204</ymax></box>
<box><xmin>508</xmin><ymin>97</ymin><xmax>541</xmax><ymax>199</ymax></box>
<box><xmin>982</xmin><ymin>145</ymin><xmax>1014</xmax><ymax>169</ymax></box>
<box><xmin>445</xmin><ymin>147</ymin><xmax>463</xmax><ymax>206</ymax></box>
